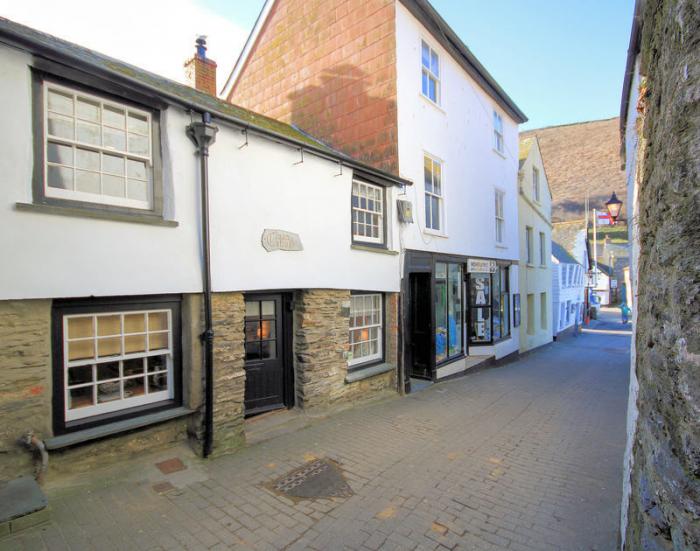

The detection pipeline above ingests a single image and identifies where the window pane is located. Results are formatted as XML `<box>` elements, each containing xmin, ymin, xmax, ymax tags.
<box><xmin>470</xmin><ymin>273</ymin><xmax>490</xmax><ymax>306</ymax></box>
<box><xmin>149</xmin><ymin>332</ymin><xmax>168</xmax><ymax>351</ymax></box>
<box><xmin>148</xmin><ymin>373</ymin><xmax>168</xmax><ymax>393</ymax></box>
<box><xmin>68</xmin><ymin>387</ymin><xmax>94</xmax><ymax>410</ymax></box>
<box><xmin>421</xmin><ymin>41</ymin><xmax>430</xmax><ymax>68</ymax></box>
<box><xmin>430</xmin><ymin>51</ymin><xmax>439</xmax><ymax>76</ymax></box>
<box><xmin>68</xmin><ymin>339</ymin><xmax>94</xmax><ymax>361</ymax></box>
<box><xmin>127</xmin><ymin>159</ymin><xmax>147</xmax><ymax>180</ymax></box>
<box><xmin>97</xmin><ymin>382</ymin><xmax>121</xmax><ymax>403</ymax></box>
<box><xmin>435</xmin><ymin>282</ymin><xmax>447</xmax><ymax>363</ymax></box>
<box><xmin>102</xmin><ymin>174</ymin><xmax>125</xmax><ymax>197</ymax></box>
<box><xmin>425</xmin><ymin>194</ymin><xmax>432</xmax><ymax>229</ymax></box>
<box><xmin>148</xmin><ymin>355</ymin><xmax>168</xmax><ymax>373</ymax></box>
<box><xmin>97</xmin><ymin>315</ymin><xmax>121</xmax><ymax>336</ymax></box>
<box><xmin>470</xmin><ymin>307</ymin><xmax>491</xmax><ymax>342</ymax></box>
<box><xmin>428</xmin><ymin>77</ymin><xmax>436</xmax><ymax>102</ymax></box>
<box><xmin>123</xmin><ymin>358</ymin><xmax>144</xmax><ymax>376</ymax></box>
<box><xmin>97</xmin><ymin>362</ymin><xmax>120</xmax><ymax>381</ymax></box>
<box><xmin>103</xmin><ymin>127</ymin><xmax>126</xmax><ymax>151</ymax></box>
<box><xmin>123</xmin><ymin>377</ymin><xmax>145</xmax><ymax>398</ymax></box>
<box><xmin>77</xmin><ymin>121</ymin><xmax>101</xmax><ymax>145</ymax></box>
<box><xmin>124</xmin><ymin>313</ymin><xmax>145</xmax><ymax>334</ymax></box>
<box><xmin>245</xmin><ymin>301</ymin><xmax>259</xmax><ymax>318</ymax></box>
<box><xmin>127</xmin><ymin>112</ymin><xmax>149</xmax><ymax>134</ymax></box>
<box><xmin>431</xmin><ymin>196</ymin><xmax>440</xmax><ymax>229</ymax></box>
<box><xmin>448</xmin><ymin>264</ymin><xmax>462</xmax><ymax>356</ymax></box>
<box><xmin>245</xmin><ymin>321</ymin><xmax>260</xmax><ymax>342</ymax></box>
<box><xmin>47</xmin><ymin>142</ymin><xmax>73</xmax><ymax>165</ymax></box>
<box><xmin>68</xmin><ymin>365</ymin><xmax>93</xmax><ymax>386</ymax></box>
<box><xmin>76</xmin><ymin>148</ymin><xmax>100</xmax><ymax>171</ymax></box>
<box><xmin>48</xmin><ymin>90</ymin><xmax>74</xmax><ymax>116</ymax></box>
<box><xmin>47</xmin><ymin>112</ymin><xmax>74</xmax><ymax>139</ymax></box>
<box><xmin>68</xmin><ymin>316</ymin><xmax>93</xmax><ymax>338</ymax></box>
<box><xmin>124</xmin><ymin>334</ymin><xmax>146</xmax><ymax>353</ymax></box>
<box><xmin>97</xmin><ymin>337</ymin><xmax>121</xmax><ymax>357</ymax></box>
<box><xmin>261</xmin><ymin>340</ymin><xmax>276</xmax><ymax>360</ymax></box>
<box><xmin>77</xmin><ymin>98</ymin><xmax>100</xmax><ymax>122</ymax></box>
<box><xmin>424</xmin><ymin>157</ymin><xmax>433</xmax><ymax>193</ymax></box>
<box><xmin>261</xmin><ymin>301</ymin><xmax>275</xmax><ymax>316</ymax></box>
<box><xmin>103</xmin><ymin>154</ymin><xmax>125</xmax><ymax>175</ymax></box>
<box><xmin>433</xmin><ymin>161</ymin><xmax>441</xmax><ymax>195</ymax></box>
<box><xmin>103</xmin><ymin>105</ymin><xmax>125</xmax><ymax>128</ymax></box>
<box><xmin>260</xmin><ymin>320</ymin><xmax>275</xmax><ymax>340</ymax></box>
<box><xmin>435</xmin><ymin>262</ymin><xmax>447</xmax><ymax>280</ymax></box>
<box><xmin>421</xmin><ymin>71</ymin><xmax>429</xmax><ymax>96</ymax></box>
<box><xmin>128</xmin><ymin>133</ymin><xmax>149</xmax><ymax>156</ymax></box>
<box><xmin>245</xmin><ymin>342</ymin><xmax>261</xmax><ymax>360</ymax></box>
<box><xmin>127</xmin><ymin>179</ymin><xmax>148</xmax><ymax>201</ymax></box>
<box><xmin>148</xmin><ymin>312</ymin><xmax>168</xmax><ymax>331</ymax></box>
<box><xmin>79</xmin><ymin>174</ymin><xmax>104</xmax><ymax>199</ymax></box>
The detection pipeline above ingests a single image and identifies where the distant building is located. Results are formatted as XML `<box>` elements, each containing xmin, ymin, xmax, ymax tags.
<box><xmin>518</xmin><ymin>137</ymin><xmax>553</xmax><ymax>352</ymax></box>
<box><xmin>551</xmin><ymin>221</ymin><xmax>589</xmax><ymax>336</ymax></box>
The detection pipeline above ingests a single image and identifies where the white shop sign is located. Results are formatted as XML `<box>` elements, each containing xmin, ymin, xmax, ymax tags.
<box><xmin>467</xmin><ymin>259</ymin><xmax>497</xmax><ymax>273</ymax></box>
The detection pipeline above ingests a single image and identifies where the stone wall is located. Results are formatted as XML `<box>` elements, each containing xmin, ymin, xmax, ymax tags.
<box><xmin>624</xmin><ymin>0</ymin><xmax>700</xmax><ymax>548</ymax></box>
<box><xmin>210</xmin><ymin>292</ymin><xmax>246</xmax><ymax>456</ymax></box>
<box><xmin>294</xmin><ymin>290</ymin><xmax>398</xmax><ymax>412</ymax></box>
<box><xmin>0</xmin><ymin>295</ymin><xmax>204</xmax><ymax>479</ymax></box>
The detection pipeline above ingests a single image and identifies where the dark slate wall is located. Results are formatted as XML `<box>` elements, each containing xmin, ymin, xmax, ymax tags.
<box><xmin>625</xmin><ymin>0</ymin><xmax>700</xmax><ymax>548</ymax></box>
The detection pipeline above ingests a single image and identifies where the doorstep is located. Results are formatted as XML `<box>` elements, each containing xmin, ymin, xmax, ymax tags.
<box><xmin>245</xmin><ymin>409</ymin><xmax>311</xmax><ymax>446</ymax></box>
<box><xmin>0</xmin><ymin>476</ymin><xmax>49</xmax><ymax>538</ymax></box>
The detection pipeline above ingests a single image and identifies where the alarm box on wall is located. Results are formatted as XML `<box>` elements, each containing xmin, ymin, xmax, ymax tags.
<box><xmin>397</xmin><ymin>199</ymin><xmax>413</xmax><ymax>223</ymax></box>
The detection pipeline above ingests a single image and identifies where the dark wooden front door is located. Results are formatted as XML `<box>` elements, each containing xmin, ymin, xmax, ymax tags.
<box><xmin>244</xmin><ymin>294</ymin><xmax>291</xmax><ymax>416</ymax></box>
<box><xmin>409</xmin><ymin>273</ymin><xmax>432</xmax><ymax>380</ymax></box>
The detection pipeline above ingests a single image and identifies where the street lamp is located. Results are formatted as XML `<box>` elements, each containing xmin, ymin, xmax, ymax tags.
<box><xmin>605</xmin><ymin>191</ymin><xmax>623</xmax><ymax>224</ymax></box>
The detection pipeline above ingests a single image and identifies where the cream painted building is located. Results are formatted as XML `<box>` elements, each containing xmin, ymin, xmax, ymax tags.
<box><xmin>518</xmin><ymin>137</ymin><xmax>553</xmax><ymax>352</ymax></box>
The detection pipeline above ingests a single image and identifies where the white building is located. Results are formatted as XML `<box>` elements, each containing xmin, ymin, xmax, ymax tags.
<box><xmin>517</xmin><ymin>137</ymin><xmax>553</xmax><ymax>352</ymax></box>
<box><xmin>0</xmin><ymin>19</ymin><xmax>409</xmax><ymax>478</ymax></box>
<box><xmin>551</xmin><ymin>241</ymin><xmax>586</xmax><ymax>336</ymax></box>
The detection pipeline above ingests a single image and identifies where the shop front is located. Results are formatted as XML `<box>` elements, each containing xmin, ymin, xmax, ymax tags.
<box><xmin>404</xmin><ymin>251</ymin><xmax>518</xmax><ymax>389</ymax></box>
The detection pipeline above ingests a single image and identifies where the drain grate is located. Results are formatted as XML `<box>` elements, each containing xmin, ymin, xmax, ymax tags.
<box><xmin>270</xmin><ymin>458</ymin><xmax>353</xmax><ymax>499</ymax></box>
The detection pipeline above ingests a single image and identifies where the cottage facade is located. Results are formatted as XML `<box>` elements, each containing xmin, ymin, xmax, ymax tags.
<box><xmin>225</xmin><ymin>0</ymin><xmax>527</xmax><ymax>387</ymax></box>
<box><xmin>0</xmin><ymin>18</ymin><xmax>407</xmax><ymax>479</ymax></box>
<box><xmin>517</xmin><ymin>137</ymin><xmax>553</xmax><ymax>352</ymax></box>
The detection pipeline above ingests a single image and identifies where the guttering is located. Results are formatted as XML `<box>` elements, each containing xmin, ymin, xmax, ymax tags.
<box><xmin>0</xmin><ymin>24</ymin><xmax>410</xmax><ymax>190</ymax></box>
<box><xmin>186</xmin><ymin>113</ymin><xmax>219</xmax><ymax>458</ymax></box>
<box><xmin>619</xmin><ymin>0</ymin><xmax>644</xmax><ymax>165</ymax></box>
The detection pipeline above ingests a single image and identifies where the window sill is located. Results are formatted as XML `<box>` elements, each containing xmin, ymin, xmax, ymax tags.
<box><xmin>345</xmin><ymin>362</ymin><xmax>394</xmax><ymax>383</ymax></box>
<box><xmin>45</xmin><ymin>406</ymin><xmax>194</xmax><ymax>450</ymax></box>
<box><xmin>493</xmin><ymin>148</ymin><xmax>506</xmax><ymax>159</ymax></box>
<box><xmin>15</xmin><ymin>202</ymin><xmax>178</xmax><ymax>227</ymax></box>
<box><xmin>351</xmin><ymin>244</ymin><xmax>399</xmax><ymax>255</ymax></box>
<box><xmin>419</xmin><ymin>92</ymin><xmax>446</xmax><ymax>114</ymax></box>
<box><xmin>423</xmin><ymin>228</ymin><xmax>448</xmax><ymax>238</ymax></box>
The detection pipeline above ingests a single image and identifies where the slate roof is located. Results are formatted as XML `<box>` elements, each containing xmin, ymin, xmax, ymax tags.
<box><xmin>521</xmin><ymin>118</ymin><xmax>626</xmax><ymax>222</ymax></box>
<box><xmin>551</xmin><ymin>241</ymin><xmax>580</xmax><ymax>265</ymax></box>
<box><xmin>0</xmin><ymin>17</ymin><xmax>410</xmax><ymax>187</ymax></box>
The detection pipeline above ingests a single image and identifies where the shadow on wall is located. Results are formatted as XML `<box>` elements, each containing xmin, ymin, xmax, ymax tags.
<box><xmin>288</xmin><ymin>64</ymin><xmax>398</xmax><ymax>174</ymax></box>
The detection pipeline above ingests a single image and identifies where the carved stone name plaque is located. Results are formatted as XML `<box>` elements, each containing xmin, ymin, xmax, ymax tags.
<box><xmin>261</xmin><ymin>229</ymin><xmax>303</xmax><ymax>252</ymax></box>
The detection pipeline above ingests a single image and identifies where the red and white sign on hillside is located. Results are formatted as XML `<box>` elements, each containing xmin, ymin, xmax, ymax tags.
<box><xmin>596</xmin><ymin>212</ymin><xmax>612</xmax><ymax>225</ymax></box>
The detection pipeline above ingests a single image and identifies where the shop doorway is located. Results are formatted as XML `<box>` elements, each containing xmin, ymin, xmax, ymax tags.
<box><xmin>408</xmin><ymin>273</ymin><xmax>432</xmax><ymax>380</ymax></box>
<box><xmin>243</xmin><ymin>294</ymin><xmax>293</xmax><ymax>417</ymax></box>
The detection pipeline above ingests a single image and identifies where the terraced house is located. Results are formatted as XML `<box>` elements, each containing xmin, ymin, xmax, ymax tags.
<box><xmin>0</xmin><ymin>18</ymin><xmax>409</xmax><ymax>481</ymax></box>
<box><xmin>225</xmin><ymin>0</ymin><xmax>527</xmax><ymax>390</ymax></box>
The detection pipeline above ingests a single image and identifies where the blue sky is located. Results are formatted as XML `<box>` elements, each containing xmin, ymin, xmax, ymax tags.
<box><xmin>202</xmin><ymin>0</ymin><xmax>635</xmax><ymax>130</ymax></box>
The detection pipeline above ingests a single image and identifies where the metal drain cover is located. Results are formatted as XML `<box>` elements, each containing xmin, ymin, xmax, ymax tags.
<box><xmin>270</xmin><ymin>458</ymin><xmax>353</xmax><ymax>499</ymax></box>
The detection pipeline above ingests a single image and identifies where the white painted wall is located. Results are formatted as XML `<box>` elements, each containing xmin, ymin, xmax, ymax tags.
<box><xmin>394</xmin><ymin>3</ymin><xmax>520</xmax><ymax>263</ymax></box>
<box><xmin>551</xmin><ymin>261</ymin><xmax>585</xmax><ymax>334</ymax></box>
<box><xmin>0</xmin><ymin>44</ymin><xmax>401</xmax><ymax>301</ymax></box>
<box><xmin>518</xmin><ymin>141</ymin><xmax>553</xmax><ymax>352</ymax></box>
<box><xmin>620</xmin><ymin>54</ymin><xmax>642</xmax><ymax>551</ymax></box>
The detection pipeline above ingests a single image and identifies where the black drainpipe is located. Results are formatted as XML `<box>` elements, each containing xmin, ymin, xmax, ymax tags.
<box><xmin>186</xmin><ymin>112</ymin><xmax>218</xmax><ymax>458</ymax></box>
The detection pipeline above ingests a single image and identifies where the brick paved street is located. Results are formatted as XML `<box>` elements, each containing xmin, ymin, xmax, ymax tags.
<box><xmin>2</xmin><ymin>311</ymin><xmax>630</xmax><ymax>551</ymax></box>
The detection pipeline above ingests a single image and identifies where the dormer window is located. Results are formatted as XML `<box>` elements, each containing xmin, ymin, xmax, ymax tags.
<box><xmin>421</xmin><ymin>41</ymin><xmax>440</xmax><ymax>104</ymax></box>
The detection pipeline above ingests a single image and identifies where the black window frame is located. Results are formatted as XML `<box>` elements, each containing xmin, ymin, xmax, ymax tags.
<box><xmin>348</xmin><ymin>290</ymin><xmax>386</xmax><ymax>372</ymax></box>
<box><xmin>51</xmin><ymin>294</ymin><xmax>182</xmax><ymax>436</ymax></box>
<box><xmin>31</xmin><ymin>58</ymin><xmax>166</xmax><ymax>223</ymax></box>
<box><xmin>468</xmin><ymin>263</ymin><xmax>511</xmax><ymax>345</ymax></box>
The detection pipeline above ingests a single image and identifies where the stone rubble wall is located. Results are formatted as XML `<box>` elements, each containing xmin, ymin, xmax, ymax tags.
<box><xmin>625</xmin><ymin>0</ymin><xmax>700</xmax><ymax>548</ymax></box>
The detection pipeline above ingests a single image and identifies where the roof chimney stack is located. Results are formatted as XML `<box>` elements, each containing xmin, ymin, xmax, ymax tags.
<box><xmin>185</xmin><ymin>35</ymin><xmax>217</xmax><ymax>96</ymax></box>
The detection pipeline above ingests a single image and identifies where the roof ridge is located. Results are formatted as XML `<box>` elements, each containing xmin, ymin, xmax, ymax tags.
<box><xmin>522</xmin><ymin>116</ymin><xmax>619</xmax><ymax>134</ymax></box>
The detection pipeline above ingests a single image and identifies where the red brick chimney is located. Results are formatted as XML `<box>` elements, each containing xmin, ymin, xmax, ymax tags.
<box><xmin>185</xmin><ymin>36</ymin><xmax>217</xmax><ymax>96</ymax></box>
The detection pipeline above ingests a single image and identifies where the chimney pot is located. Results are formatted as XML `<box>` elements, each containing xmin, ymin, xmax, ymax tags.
<box><xmin>185</xmin><ymin>35</ymin><xmax>217</xmax><ymax>96</ymax></box>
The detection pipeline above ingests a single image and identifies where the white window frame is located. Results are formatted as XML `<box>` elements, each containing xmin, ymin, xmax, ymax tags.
<box><xmin>525</xmin><ymin>226</ymin><xmax>533</xmax><ymax>264</ymax></box>
<box><xmin>421</xmin><ymin>40</ymin><xmax>440</xmax><ymax>104</ymax></box>
<box><xmin>495</xmin><ymin>189</ymin><xmax>505</xmax><ymax>243</ymax></box>
<box><xmin>532</xmin><ymin>167</ymin><xmax>540</xmax><ymax>202</ymax></box>
<box><xmin>493</xmin><ymin>111</ymin><xmax>504</xmax><ymax>154</ymax></box>
<box><xmin>351</xmin><ymin>180</ymin><xmax>385</xmax><ymax>245</ymax></box>
<box><xmin>424</xmin><ymin>154</ymin><xmax>444</xmax><ymax>232</ymax></box>
<box><xmin>348</xmin><ymin>294</ymin><xmax>383</xmax><ymax>367</ymax></box>
<box><xmin>44</xmin><ymin>81</ymin><xmax>153</xmax><ymax>210</ymax></box>
<box><xmin>62</xmin><ymin>309</ymin><xmax>174</xmax><ymax>421</ymax></box>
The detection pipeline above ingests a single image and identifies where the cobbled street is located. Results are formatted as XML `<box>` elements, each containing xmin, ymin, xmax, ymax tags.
<box><xmin>2</xmin><ymin>311</ymin><xmax>630</xmax><ymax>551</ymax></box>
